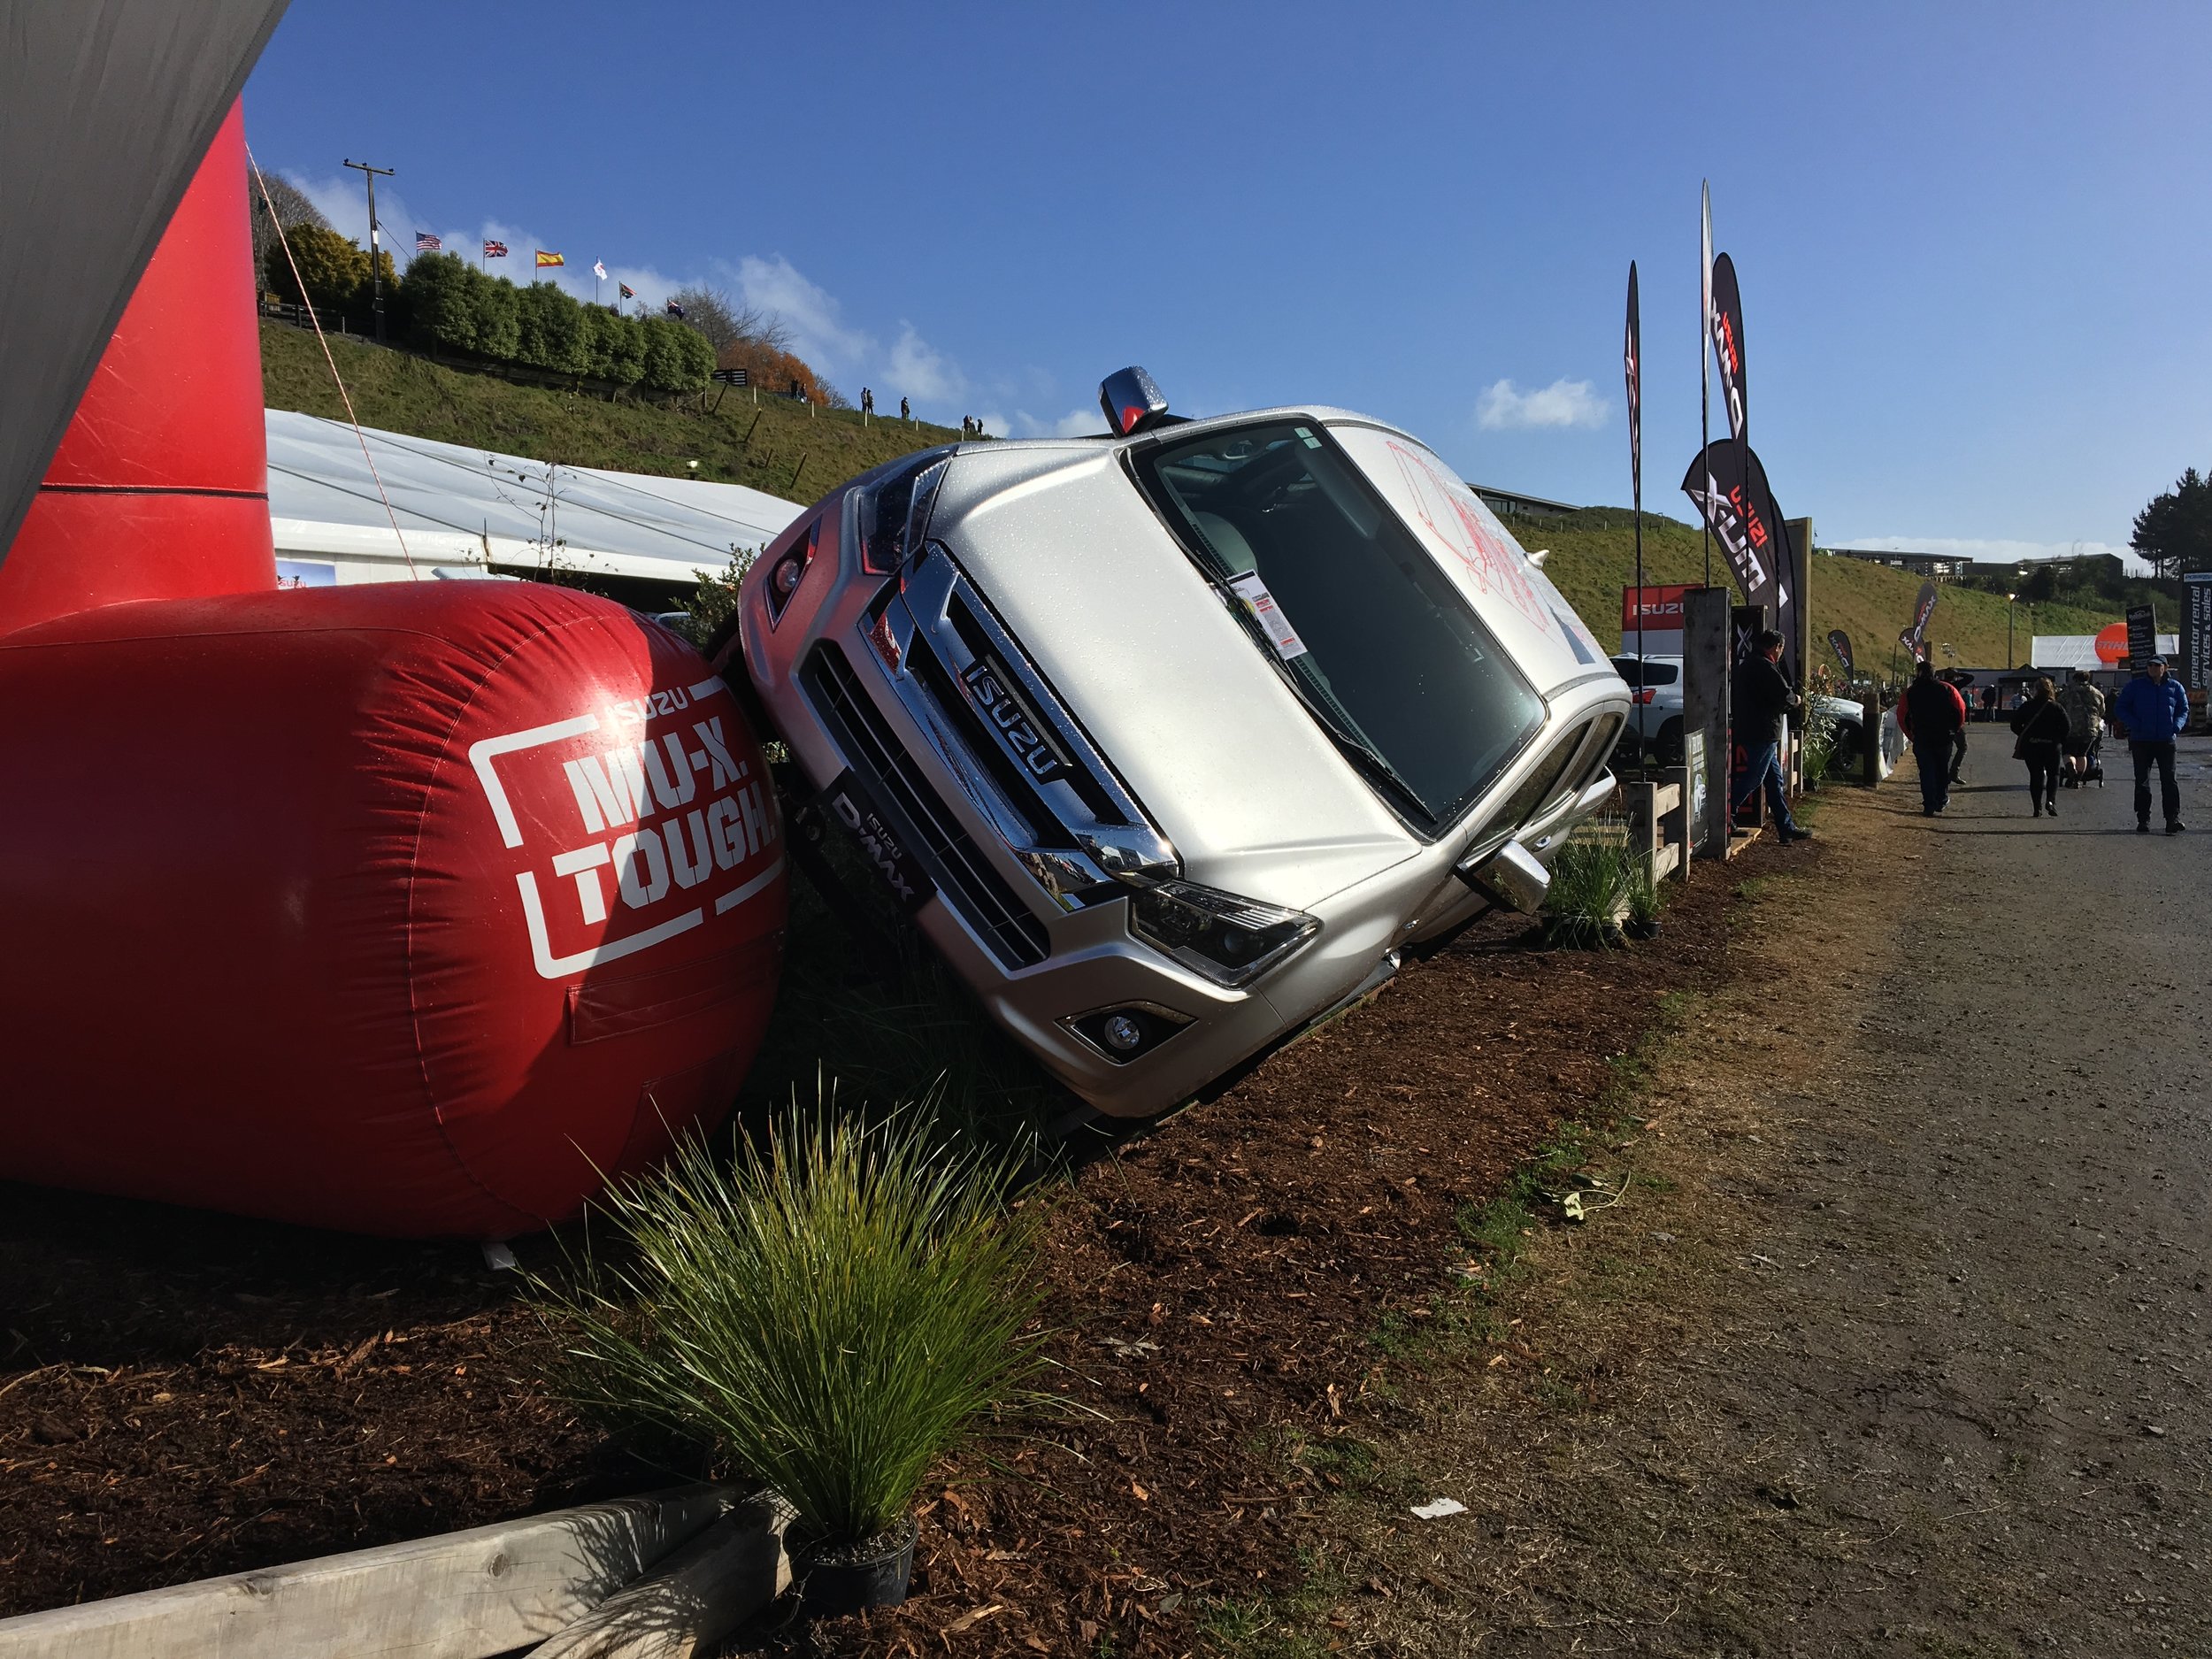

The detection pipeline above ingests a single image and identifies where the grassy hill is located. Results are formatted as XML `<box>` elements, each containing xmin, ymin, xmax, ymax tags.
<box><xmin>1529</xmin><ymin>509</ymin><xmax>2119</xmax><ymax>677</ymax></box>
<box><xmin>261</xmin><ymin>326</ymin><xmax>2123</xmax><ymax>665</ymax></box>
<box><xmin>261</xmin><ymin>320</ymin><xmax>962</xmax><ymax>507</ymax></box>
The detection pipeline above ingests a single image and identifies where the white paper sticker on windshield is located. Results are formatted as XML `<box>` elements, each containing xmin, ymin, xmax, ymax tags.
<box><xmin>1229</xmin><ymin>572</ymin><xmax>1308</xmax><ymax>661</ymax></box>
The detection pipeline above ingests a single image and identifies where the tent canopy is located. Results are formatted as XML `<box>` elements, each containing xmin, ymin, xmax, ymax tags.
<box><xmin>265</xmin><ymin>411</ymin><xmax>804</xmax><ymax>588</ymax></box>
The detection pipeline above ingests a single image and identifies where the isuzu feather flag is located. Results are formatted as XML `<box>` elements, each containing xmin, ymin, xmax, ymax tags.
<box><xmin>1681</xmin><ymin>440</ymin><xmax>1790</xmax><ymax>617</ymax></box>
<box><xmin>1899</xmin><ymin>581</ymin><xmax>1939</xmax><ymax>661</ymax></box>
<box><xmin>1829</xmin><ymin>629</ymin><xmax>1856</xmax><ymax>678</ymax></box>
<box><xmin>1710</xmin><ymin>252</ymin><xmax>1747</xmax><ymax>440</ymax></box>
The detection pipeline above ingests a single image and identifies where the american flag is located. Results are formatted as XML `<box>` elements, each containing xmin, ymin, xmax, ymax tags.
<box><xmin>416</xmin><ymin>231</ymin><xmax>442</xmax><ymax>252</ymax></box>
<box><xmin>664</xmin><ymin>298</ymin><xmax>685</xmax><ymax>319</ymax></box>
<box><xmin>619</xmin><ymin>282</ymin><xmax>635</xmax><ymax>300</ymax></box>
<box><xmin>483</xmin><ymin>240</ymin><xmax>508</xmax><ymax>259</ymax></box>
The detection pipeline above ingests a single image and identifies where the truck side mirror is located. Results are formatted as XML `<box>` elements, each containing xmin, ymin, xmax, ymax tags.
<box><xmin>1453</xmin><ymin>837</ymin><xmax>1550</xmax><ymax>915</ymax></box>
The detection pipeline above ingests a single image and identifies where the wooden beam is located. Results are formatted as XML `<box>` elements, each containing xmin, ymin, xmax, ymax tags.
<box><xmin>526</xmin><ymin>1501</ymin><xmax>792</xmax><ymax>1659</ymax></box>
<box><xmin>0</xmin><ymin>1486</ymin><xmax>742</xmax><ymax>1659</ymax></box>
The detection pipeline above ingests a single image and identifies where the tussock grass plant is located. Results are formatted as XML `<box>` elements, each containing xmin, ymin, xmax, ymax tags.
<box><xmin>1541</xmin><ymin>833</ymin><xmax>1633</xmax><ymax>949</ymax></box>
<box><xmin>1624</xmin><ymin>853</ymin><xmax>1663</xmax><ymax>931</ymax></box>
<box><xmin>532</xmin><ymin>1102</ymin><xmax>1048</xmax><ymax>1549</ymax></box>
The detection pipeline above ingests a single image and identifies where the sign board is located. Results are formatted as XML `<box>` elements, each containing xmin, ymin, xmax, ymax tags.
<box><xmin>1683</xmin><ymin>729</ymin><xmax>1709</xmax><ymax>849</ymax></box>
<box><xmin>2180</xmin><ymin>576</ymin><xmax>2212</xmax><ymax>695</ymax></box>
<box><xmin>2125</xmin><ymin>603</ymin><xmax>2159</xmax><ymax>675</ymax></box>
<box><xmin>1620</xmin><ymin>583</ymin><xmax>1693</xmax><ymax>656</ymax></box>
<box><xmin>710</xmin><ymin>368</ymin><xmax>749</xmax><ymax>387</ymax></box>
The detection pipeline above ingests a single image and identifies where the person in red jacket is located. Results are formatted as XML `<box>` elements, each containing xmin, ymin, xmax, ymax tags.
<box><xmin>1895</xmin><ymin>658</ymin><xmax>1969</xmax><ymax>815</ymax></box>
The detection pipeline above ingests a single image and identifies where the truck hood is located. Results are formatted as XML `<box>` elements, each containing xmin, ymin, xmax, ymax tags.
<box><xmin>927</xmin><ymin>445</ymin><xmax>1417</xmax><ymax>912</ymax></box>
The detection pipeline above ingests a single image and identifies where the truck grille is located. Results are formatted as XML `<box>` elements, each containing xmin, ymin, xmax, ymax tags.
<box><xmin>802</xmin><ymin>643</ymin><xmax>1049</xmax><ymax>969</ymax></box>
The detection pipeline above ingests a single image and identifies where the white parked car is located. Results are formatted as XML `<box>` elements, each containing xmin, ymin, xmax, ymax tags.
<box><xmin>715</xmin><ymin>370</ymin><xmax>1631</xmax><ymax>1117</ymax></box>
<box><xmin>1609</xmin><ymin>653</ymin><xmax>1685</xmax><ymax>762</ymax></box>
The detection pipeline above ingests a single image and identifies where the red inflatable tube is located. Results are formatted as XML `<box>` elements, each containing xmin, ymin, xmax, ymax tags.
<box><xmin>0</xmin><ymin>104</ymin><xmax>273</xmax><ymax>635</ymax></box>
<box><xmin>0</xmin><ymin>582</ymin><xmax>787</xmax><ymax>1238</ymax></box>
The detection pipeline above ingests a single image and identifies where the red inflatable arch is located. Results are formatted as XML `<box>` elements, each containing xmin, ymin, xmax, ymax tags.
<box><xmin>0</xmin><ymin>108</ymin><xmax>787</xmax><ymax>1237</ymax></box>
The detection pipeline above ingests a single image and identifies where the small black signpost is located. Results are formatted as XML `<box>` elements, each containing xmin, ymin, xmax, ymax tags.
<box><xmin>709</xmin><ymin>366</ymin><xmax>748</xmax><ymax>412</ymax></box>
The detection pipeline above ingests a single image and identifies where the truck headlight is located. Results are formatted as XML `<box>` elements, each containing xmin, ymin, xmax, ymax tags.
<box><xmin>1124</xmin><ymin>879</ymin><xmax>1317</xmax><ymax>988</ymax></box>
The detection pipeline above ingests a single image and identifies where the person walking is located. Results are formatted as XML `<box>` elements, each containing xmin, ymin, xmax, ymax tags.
<box><xmin>2112</xmin><ymin>656</ymin><xmax>2190</xmax><ymax>833</ymax></box>
<box><xmin>2008</xmin><ymin>676</ymin><xmax>2071</xmax><ymax>817</ymax></box>
<box><xmin>1896</xmin><ymin>658</ymin><xmax>1968</xmax><ymax>816</ymax></box>
<box><xmin>1949</xmin><ymin>687</ymin><xmax>1970</xmax><ymax>785</ymax></box>
<box><xmin>2056</xmin><ymin>670</ymin><xmax>2105</xmax><ymax>787</ymax></box>
<box><xmin>1729</xmin><ymin>628</ymin><xmax>1811</xmax><ymax>842</ymax></box>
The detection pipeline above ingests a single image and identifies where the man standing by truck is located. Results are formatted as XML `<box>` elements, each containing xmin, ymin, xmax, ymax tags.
<box><xmin>2112</xmin><ymin>657</ymin><xmax>2189</xmax><ymax>833</ymax></box>
<box><xmin>1730</xmin><ymin>629</ymin><xmax>1811</xmax><ymax>842</ymax></box>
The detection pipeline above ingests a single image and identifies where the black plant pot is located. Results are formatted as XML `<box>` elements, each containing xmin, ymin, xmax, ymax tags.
<box><xmin>795</xmin><ymin>1515</ymin><xmax>918</xmax><ymax>1620</ymax></box>
<box><xmin>1624</xmin><ymin>917</ymin><xmax>1662</xmax><ymax>941</ymax></box>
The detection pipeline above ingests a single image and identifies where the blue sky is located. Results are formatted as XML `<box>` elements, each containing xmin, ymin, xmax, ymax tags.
<box><xmin>244</xmin><ymin>1</ymin><xmax>2212</xmax><ymax>568</ymax></box>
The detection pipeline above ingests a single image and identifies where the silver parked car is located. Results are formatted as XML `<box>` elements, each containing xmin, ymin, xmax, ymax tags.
<box><xmin>716</xmin><ymin>371</ymin><xmax>1630</xmax><ymax>1118</ymax></box>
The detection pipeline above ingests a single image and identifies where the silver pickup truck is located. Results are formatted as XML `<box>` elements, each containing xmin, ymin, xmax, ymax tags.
<box><xmin>712</xmin><ymin>370</ymin><xmax>1630</xmax><ymax>1117</ymax></box>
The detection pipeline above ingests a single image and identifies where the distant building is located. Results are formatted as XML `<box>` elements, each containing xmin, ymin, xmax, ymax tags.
<box><xmin>1821</xmin><ymin>546</ymin><xmax>1972</xmax><ymax>580</ymax></box>
<box><xmin>1470</xmin><ymin>483</ymin><xmax>1577</xmax><ymax>519</ymax></box>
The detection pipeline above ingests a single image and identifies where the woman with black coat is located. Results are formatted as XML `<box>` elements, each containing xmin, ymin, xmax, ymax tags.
<box><xmin>2010</xmin><ymin>676</ymin><xmax>2072</xmax><ymax>817</ymax></box>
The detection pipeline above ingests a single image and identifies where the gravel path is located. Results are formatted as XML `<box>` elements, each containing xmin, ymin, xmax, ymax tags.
<box><xmin>1333</xmin><ymin>733</ymin><xmax>2212</xmax><ymax>1656</ymax></box>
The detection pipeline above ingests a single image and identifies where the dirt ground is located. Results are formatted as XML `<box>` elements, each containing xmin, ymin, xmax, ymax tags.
<box><xmin>1318</xmin><ymin>735</ymin><xmax>2212</xmax><ymax>1656</ymax></box>
<box><xmin>11</xmin><ymin>734</ymin><xmax>2201</xmax><ymax>1654</ymax></box>
<box><xmin>0</xmin><ymin>809</ymin><xmax>1780</xmax><ymax>1633</ymax></box>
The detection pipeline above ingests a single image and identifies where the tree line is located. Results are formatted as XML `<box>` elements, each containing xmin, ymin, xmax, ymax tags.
<box><xmin>248</xmin><ymin>179</ymin><xmax>848</xmax><ymax>406</ymax></box>
<box><xmin>263</xmin><ymin>226</ymin><xmax>715</xmax><ymax>396</ymax></box>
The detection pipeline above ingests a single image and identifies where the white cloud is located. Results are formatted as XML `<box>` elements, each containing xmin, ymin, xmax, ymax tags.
<box><xmin>1830</xmin><ymin>534</ymin><xmax>2150</xmax><ymax>576</ymax></box>
<box><xmin>733</xmin><ymin>254</ymin><xmax>874</xmax><ymax>371</ymax></box>
<box><xmin>887</xmin><ymin>323</ymin><xmax>965</xmax><ymax>404</ymax></box>
<box><xmin>1476</xmin><ymin>377</ymin><xmax>1610</xmax><ymax>432</ymax></box>
<box><xmin>1006</xmin><ymin>406</ymin><xmax>1103</xmax><ymax>439</ymax></box>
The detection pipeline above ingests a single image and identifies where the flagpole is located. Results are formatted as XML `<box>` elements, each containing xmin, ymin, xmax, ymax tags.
<box><xmin>1700</xmin><ymin>181</ymin><xmax>1712</xmax><ymax>592</ymax></box>
<box><xmin>1628</xmin><ymin>259</ymin><xmax>1646</xmax><ymax>761</ymax></box>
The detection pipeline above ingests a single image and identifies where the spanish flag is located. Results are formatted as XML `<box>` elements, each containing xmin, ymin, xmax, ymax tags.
<box><xmin>535</xmin><ymin>250</ymin><xmax>565</xmax><ymax>269</ymax></box>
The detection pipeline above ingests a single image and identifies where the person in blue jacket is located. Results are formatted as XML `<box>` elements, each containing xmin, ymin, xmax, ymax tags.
<box><xmin>2111</xmin><ymin>657</ymin><xmax>2190</xmax><ymax>833</ymax></box>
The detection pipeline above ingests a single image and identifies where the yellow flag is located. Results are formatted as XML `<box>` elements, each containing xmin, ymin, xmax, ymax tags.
<box><xmin>534</xmin><ymin>250</ymin><xmax>565</xmax><ymax>269</ymax></box>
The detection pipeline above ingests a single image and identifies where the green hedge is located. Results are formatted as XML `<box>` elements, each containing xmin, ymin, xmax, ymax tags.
<box><xmin>395</xmin><ymin>252</ymin><xmax>710</xmax><ymax>396</ymax></box>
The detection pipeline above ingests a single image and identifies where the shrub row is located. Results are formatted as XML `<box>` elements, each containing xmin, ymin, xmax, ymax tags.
<box><xmin>262</xmin><ymin>232</ymin><xmax>715</xmax><ymax>396</ymax></box>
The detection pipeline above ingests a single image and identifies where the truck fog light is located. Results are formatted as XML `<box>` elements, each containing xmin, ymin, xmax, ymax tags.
<box><xmin>1066</xmin><ymin>1003</ymin><xmax>1192</xmax><ymax>1065</ymax></box>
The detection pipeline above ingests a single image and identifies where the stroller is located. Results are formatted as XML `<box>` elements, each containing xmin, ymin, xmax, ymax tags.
<box><xmin>2066</xmin><ymin>727</ymin><xmax>2105</xmax><ymax>788</ymax></box>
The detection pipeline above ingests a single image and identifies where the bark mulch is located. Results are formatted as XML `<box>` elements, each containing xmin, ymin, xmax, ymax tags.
<box><xmin>750</xmin><ymin>841</ymin><xmax>1788</xmax><ymax>1657</ymax></box>
<box><xmin>0</xmin><ymin>838</ymin><xmax>1790</xmax><ymax>1647</ymax></box>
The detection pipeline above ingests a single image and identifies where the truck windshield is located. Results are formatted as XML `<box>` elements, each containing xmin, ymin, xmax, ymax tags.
<box><xmin>1133</xmin><ymin>420</ymin><xmax>1543</xmax><ymax>831</ymax></box>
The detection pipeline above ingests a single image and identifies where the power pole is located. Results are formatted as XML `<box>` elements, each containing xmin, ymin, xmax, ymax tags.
<box><xmin>342</xmin><ymin>158</ymin><xmax>395</xmax><ymax>342</ymax></box>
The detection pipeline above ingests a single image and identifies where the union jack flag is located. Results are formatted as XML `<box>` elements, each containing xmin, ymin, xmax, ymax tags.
<box><xmin>619</xmin><ymin>282</ymin><xmax>635</xmax><ymax>300</ymax></box>
<box><xmin>483</xmin><ymin>240</ymin><xmax>508</xmax><ymax>259</ymax></box>
<box><xmin>664</xmin><ymin>298</ymin><xmax>685</xmax><ymax>319</ymax></box>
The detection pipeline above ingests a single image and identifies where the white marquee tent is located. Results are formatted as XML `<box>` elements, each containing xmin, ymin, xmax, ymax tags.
<box><xmin>2032</xmin><ymin>633</ymin><xmax>2177</xmax><ymax>673</ymax></box>
<box><xmin>265</xmin><ymin>410</ymin><xmax>805</xmax><ymax>590</ymax></box>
